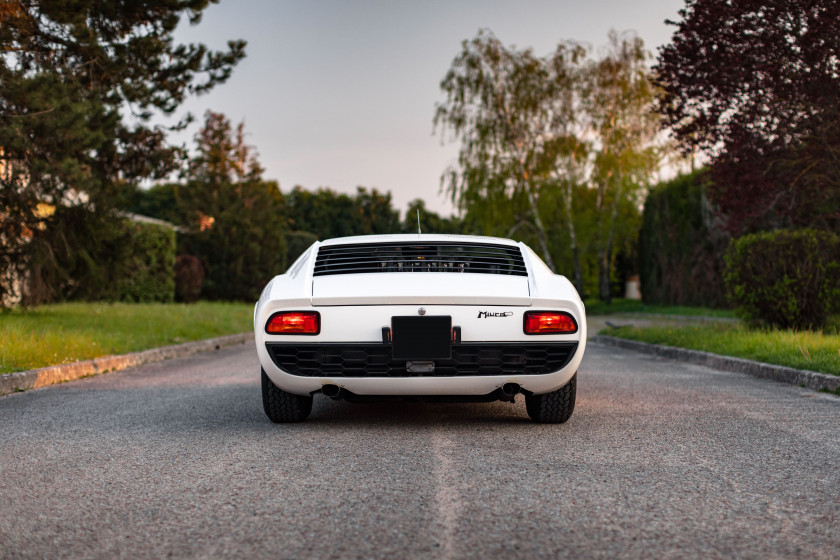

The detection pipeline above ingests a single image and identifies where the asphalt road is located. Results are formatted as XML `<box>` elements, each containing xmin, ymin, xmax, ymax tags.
<box><xmin>1</xmin><ymin>342</ymin><xmax>839</xmax><ymax>559</ymax></box>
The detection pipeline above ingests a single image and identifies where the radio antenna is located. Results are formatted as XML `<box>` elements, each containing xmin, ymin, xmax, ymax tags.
<box><xmin>416</xmin><ymin>209</ymin><xmax>421</xmax><ymax>234</ymax></box>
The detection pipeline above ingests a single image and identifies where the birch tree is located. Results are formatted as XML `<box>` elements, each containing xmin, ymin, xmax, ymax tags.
<box><xmin>585</xmin><ymin>32</ymin><xmax>660</xmax><ymax>302</ymax></box>
<box><xmin>434</xmin><ymin>30</ymin><xmax>586</xmax><ymax>273</ymax></box>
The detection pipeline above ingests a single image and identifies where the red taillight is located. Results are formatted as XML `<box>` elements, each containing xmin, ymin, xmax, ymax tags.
<box><xmin>524</xmin><ymin>311</ymin><xmax>577</xmax><ymax>334</ymax></box>
<box><xmin>266</xmin><ymin>311</ymin><xmax>320</xmax><ymax>335</ymax></box>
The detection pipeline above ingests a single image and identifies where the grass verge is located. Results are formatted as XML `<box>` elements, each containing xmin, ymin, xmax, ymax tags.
<box><xmin>0</xmin><ymin>302</ymin><xmax>253</xmax><ymax>374</ymax></box>
<box><xmin>585</xmin><ymin>298</ymin><xmax>735</xmax><ymax>318</ymax></box>
<box><xmin>604</xmin><ymin>322</ymin><xmax>840</xmax><ymax>376</ymax></box>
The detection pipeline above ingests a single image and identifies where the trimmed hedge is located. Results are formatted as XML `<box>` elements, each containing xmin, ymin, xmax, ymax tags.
<box><xmin>724</xmin><ymin>229</ymin><xmax>840</xmax><ymax>330</ymax></box>
<box><xmin>113</xmin><ymin>221</ymin><xmax>176</xmax><ymax>303</ymax></box>
<box><xmin>24</xmin><ymin>207</ymin><xmax>176</xmax><ymax>304</ymax></box>
<box><xmin>638</xmin><ymin>171</ymin><xmax>729</xmax><ymax>308</ymax></box>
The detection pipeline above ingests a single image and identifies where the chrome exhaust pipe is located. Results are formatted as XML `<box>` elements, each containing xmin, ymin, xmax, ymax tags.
<box><xmin>321</xmin><ymin>384</ymin><xmax>343</xmax><ymax>399</ymax></box>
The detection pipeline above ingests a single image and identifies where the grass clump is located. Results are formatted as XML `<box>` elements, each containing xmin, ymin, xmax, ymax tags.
<box><xmin>0</xmin><ymin>302</ymin><xmax>253</xmax><ymax>374</ymax></box>
<box><xmin>604</xmin><ymin>321</ymin><xmax>840</xmax><ymax>377</ymax></box>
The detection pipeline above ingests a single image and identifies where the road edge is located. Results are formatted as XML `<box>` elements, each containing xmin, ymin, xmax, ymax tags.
<box><xmin>0</xmin><ymin>332</ymin><xmax>254</xmax><ymax>396</ymax></box>
<box><xmin>591</xmin><ymin>335</ymin><xmax>840</xmax><ymax>393</ymax></box>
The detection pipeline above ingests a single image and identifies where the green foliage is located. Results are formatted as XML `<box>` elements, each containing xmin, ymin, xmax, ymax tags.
<box><xmin>178</xmin><ymin>179</ymin><xmax>286</xmax><ymax>302</ymax></box>
<box><xmin>435</xmin><ymin>29</ymin><xmax>663</xmax><ymax>299</ymax></box>
<box><xmin>285</xmin><ymin>186</ymin><xmax>400</xmax><ymax>239</ymax></box>
<box><xmin>402</xmin><ymin>200</ymin><xmax>464</xmax><ymax>234</ymax></box>
<box><xmin>724</xmin><ymin>230</ymin><xmax>840</xmax><ymax>329</ymax></box>
<box><xmin>123</xmin><ymin>183</ymin><xmax>182</xmax><ymax>225</ymax></box>
<box><xmin>174</xmin><ymin>255</ymin><xmax>204</xmax><ymax>303</ymax></box>
<box><xmin>114</xmin><ymin>222</ymin><xmax>176</xmax><ymax>303</ymax></box>
<box><xmin>434</xmin><ymin>29</ymin><xmax>586</xmax><ymax>271</ymax></box>
<box><xmin>23</xmin><ymin>210</ymin><xmax>175</xmax><ymax>304</ymax></box>
<box><xmin>0</xmin><ymin>1</ymin><xmax>245</xmax><ymax>306</ymax></box>
<box><xmin>177</xmin><ymin>112</ymin><xmax>286</xmax><ymax>302</ymax></box>
<box><xmin>285</xmin><ymin>231</ymin><xmax>319</xmax><ymax>267</ymax></box>
<box><xmin>638</xmin><ymin>171</ymin><xmax>729</xmax><ymax>308</ymax></box>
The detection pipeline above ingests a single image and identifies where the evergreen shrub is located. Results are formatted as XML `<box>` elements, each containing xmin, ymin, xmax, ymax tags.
<box><xmin>112</xmin><ymin>221</ymin><xmax>175</xmax><ymax>303</ymax></box>
<box><xmin>175</xmin><ymin>254</ymin><xmax>204</xmax><ymax>303</ymax></box>
<box><xmin>25</xmin><ymin>208</ymin><xmax>175</xmax><ymax>304</ymax></box>
<box><xmin>638</xmin><ymin>171</ymin><xmax>729</xmax><ymax>307</ymax></box>
<box><xmin>723</xmin><ymin>229</ymin><xmax>840</xmax><ymax>330</ymax></box>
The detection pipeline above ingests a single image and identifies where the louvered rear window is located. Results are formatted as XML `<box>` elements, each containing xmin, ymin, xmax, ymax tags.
<box><xmin>313</xmin><ymin>242</ymin><xmax>527</xmax><ymax>277</ymax></box>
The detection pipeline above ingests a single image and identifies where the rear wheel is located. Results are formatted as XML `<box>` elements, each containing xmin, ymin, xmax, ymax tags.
<box><xmin>525</xmin><ymin>373</ymin><xmax>576</xmax><ymax>424</ymax></box>
<box><xmin>261</xmin><ymin>368</ymin><xmax>312</xmax><ymax>423</ymax></box>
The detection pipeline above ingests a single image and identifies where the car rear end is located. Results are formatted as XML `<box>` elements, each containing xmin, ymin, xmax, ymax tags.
<box><xmin>254</xmin><ymin>235</ymin><xmax>586</xmax><ymax>422</ymax></box>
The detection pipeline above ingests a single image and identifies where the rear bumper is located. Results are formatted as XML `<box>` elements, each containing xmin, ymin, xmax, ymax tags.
<box><xmin>265</xmin><ymin>342</ymin><xmax>578</xmax><ymax>377</ymax></box>
<box><xmin>257</xmin><ymin>339</ymin><xmax>585</xmax><ymax>397</ymax></box>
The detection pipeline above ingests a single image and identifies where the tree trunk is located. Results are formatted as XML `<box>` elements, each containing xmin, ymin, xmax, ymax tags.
<box><xmin>523</xmin><ymin>178</ymin><xmax>556</xmax><ymax>273</ymax></box>
<box><xmin>599</xmin><ymin>175</ymin><xmax>626</xmax><ymax>303</ymax></box>
<box><xmin>562</xmin><ymin>180</ymin><xmax>583</xmax><ymax>293</ymax></box>
<box><xmin>598</xmin><ymin>246</ymin><xmax>611</xmax><ymax>303</ymax></box>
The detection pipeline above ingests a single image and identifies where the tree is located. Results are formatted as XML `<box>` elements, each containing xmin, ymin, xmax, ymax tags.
<box><xmin>435</xmin><ymin>30</ymin><xmax>663</xmax><ymax>300</ymax></box>
<box><xmin>586</xmin><ymin>32</ymin><xmax>661</xmax><ymax>302</ymax></box>
<box><xmin>655</xmin><ymin>0</ymin><xmax>840</xmax><ymax>235</ymax></box>
<box><xmin>434</xmin><ymin>30</ymin><xmax>588</xmax><ymax>272</ymax></box>
<box><xmin>285</xmin><ymin>186</ymin><xmax>400</xmax><ymax>240</ymax></box>
<box><xmin>0</xmin><ymin>1</ymin><xmax>245</xmax><ymax>304</ymax></box>
<box><xmin>178</xmin><ymin>112</ymin><xmax>286</xmax><ymax>301</ymax></box>
<box><xmin>402</xmin><ymin>199</ymin><xmax>464</xmax><ymax>234</ymax></box>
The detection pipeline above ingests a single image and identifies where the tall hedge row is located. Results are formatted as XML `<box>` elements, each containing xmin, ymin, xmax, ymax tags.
<box><xmin>24</xmin><ymin>208</ymin><xmax>176</xmax><ymax>304</ymax></box>
<box><xmin>638</xmin><ymin>171</ymin><xmax>729</xmax><ymax>308</ymax></box>
<box><xmin>112</xmin><ymin>221</ymin><xmax>176</xmax><ymax>303</ymax></box>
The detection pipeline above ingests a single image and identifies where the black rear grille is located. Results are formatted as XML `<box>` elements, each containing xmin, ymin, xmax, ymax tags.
<box><xmin>313</xmin><ymin>242</ymin><xmax>527</xmax><ymax>277</ymax></box>
<box><xmin>265</xmin><ymin>342</ymin><xmax>578</xmax><ymax>377</ymax></box>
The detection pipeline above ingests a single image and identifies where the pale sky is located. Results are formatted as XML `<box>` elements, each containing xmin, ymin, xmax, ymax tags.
<box><xmin>170</xmin><ymin>0</ymin><xmax>686</xmax><ymax>217</ymax></box>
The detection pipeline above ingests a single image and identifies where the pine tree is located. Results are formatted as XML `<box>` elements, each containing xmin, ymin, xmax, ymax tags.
<box><xmin>0</xmin><ymin>1</ymin><xmax>245</xmax><ymax>304</ymax></box>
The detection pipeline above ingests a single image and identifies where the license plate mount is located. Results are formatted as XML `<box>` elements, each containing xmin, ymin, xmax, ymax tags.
<box><xmin>391</xmin><ymin>316</ymin><xmax>452</xmax><ymax>360</ymax></box>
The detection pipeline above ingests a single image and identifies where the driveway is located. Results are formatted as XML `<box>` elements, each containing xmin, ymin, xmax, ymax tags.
<box><xmin>0</xmin><ymin>342</ymin><xmax>838</xmax><ymax>558</ymax></box>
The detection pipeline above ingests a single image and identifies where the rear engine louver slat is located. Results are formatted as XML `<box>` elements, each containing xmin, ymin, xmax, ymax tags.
<box><xmin>313</xmin><ymin>242</ymin><xmax>527</xmax><ymax>277</ymax></box>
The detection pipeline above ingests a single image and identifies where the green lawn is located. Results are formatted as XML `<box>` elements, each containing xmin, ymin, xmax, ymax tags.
<box><xmin>585</xmin><ymin>298</ymin><xmax>735</xmax><ymax>318</ymax></box>
<box><xmin>0</xmin><ymin>302</ymin><xmax>253</xmax><ymax>374</ymax></box>
<box><xmin>604</xmin><ymin>322</ymin><xmax>840</xmax><ymax>376</ymax></box>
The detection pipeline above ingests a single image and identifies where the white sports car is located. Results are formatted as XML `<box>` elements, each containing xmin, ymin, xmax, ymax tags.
<box><xmin>254</xmin><ymin>234</ymin><xmax>586</xmax><ymax>423</ymax></box>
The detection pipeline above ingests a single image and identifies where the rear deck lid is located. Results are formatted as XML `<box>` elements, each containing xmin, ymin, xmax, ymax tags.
<box><xmin>310</xmin><ymin>241</ymin><xmax>531</xmax><ymax>306</ymax></box>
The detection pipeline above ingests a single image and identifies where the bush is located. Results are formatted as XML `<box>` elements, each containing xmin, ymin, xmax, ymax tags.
<box><xmin>113</xmin><ymin>221</ymin><xmax>176</xmax><ymax>303</ymax></box>
<box><xmin>22</xmin><ymin>208</ymin><xmax>175</xmax><ymax>305</ymax></box>
<box><xmin>638</xmin><ymin>171</ymin><xmax>730</xmax><ymax>307</ymax></box>
<box><xmin>175</xmin><ymin>254</ymin><xmax>204</xmax><ymax>303</ymax></box>
<box><xmin>178</xmin><ymin>180</ymin><xmax>287</xmax><ymax>302</ymax></box>
<box><xmin>724</xmin><ymin>229</ymin><xmax>840</xmax><ymax>330</ymax></box>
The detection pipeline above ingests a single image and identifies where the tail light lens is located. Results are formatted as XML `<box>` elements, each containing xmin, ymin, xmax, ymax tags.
<box><xmin>266</xmin><ymin>311</ymin><xmax>320</xmax><ymax>335</ymax></box>
<box><xmin>524</xmin><ymin>311</ymin><xmax>577</xmax><ymax>334</ymax></box>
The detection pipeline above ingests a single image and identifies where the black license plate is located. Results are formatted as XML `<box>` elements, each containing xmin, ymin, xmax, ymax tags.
<box><xmin>391</xmin><ymin>316</ymin><xmax>452</xmax><ymax>360</ymax></box>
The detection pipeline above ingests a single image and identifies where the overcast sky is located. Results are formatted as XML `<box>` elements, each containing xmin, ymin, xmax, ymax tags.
<box><xmin>170</xmin><ymin>0</ymin><xmax>686</xmax><ymax>217</ymax></box>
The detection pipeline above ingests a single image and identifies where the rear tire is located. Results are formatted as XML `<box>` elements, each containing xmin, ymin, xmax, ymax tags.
<box><xmin>525</xmin><ymin>373</ymin><xmax>576</xmax><ymax>424</ymax></box>
<box><xmin>261</xmin><ymin>368</ymin><xmax>312</xmax><ymax>422</ymax></box>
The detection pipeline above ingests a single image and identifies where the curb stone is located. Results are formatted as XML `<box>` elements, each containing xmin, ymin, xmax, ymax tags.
<box><xmin>0</xmin><ymin>332</ymin><xmax>254</xmax><ymax>396</ymax></box>
<box><xmin>591</xmin><ymin>335</ymin><xmax>840</xmax><ymax>393</ymax></box>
